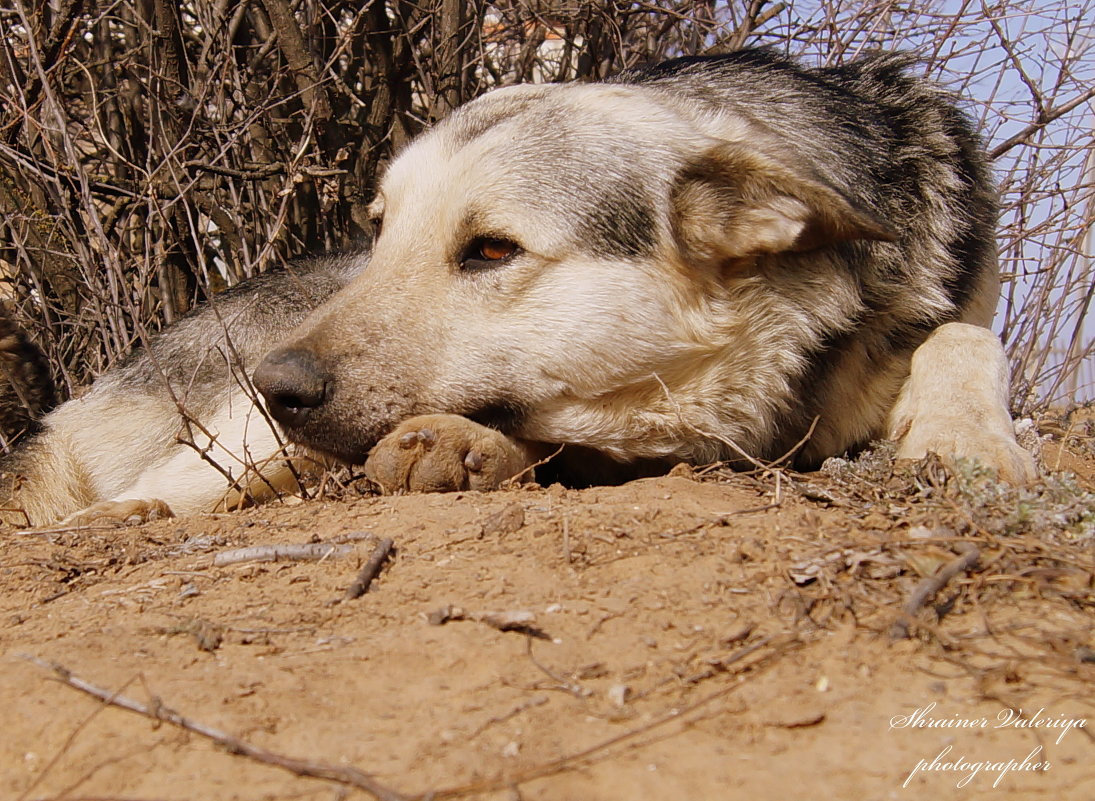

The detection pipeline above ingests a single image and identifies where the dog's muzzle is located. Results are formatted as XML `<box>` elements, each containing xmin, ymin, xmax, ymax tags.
<box><xmin>253</xmin><ymin>348</ymin><xmax>329</xmax><ymax>429</ymax></box>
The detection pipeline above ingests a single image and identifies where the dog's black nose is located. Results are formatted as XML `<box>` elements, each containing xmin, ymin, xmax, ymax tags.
<box><xmin>253</xmin><ymin>349</ymin><xmax>328</xmax><ymax>429</ymax></box>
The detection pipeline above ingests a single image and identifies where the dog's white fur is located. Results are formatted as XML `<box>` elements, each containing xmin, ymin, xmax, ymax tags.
<box><xmin>889</xmin><ymin>323</ymin><xmax>1036</xmax><ymax>482</ymax></box>
<box><xmin>13</xmin><ymin>378</ymin><xmax>290</xmax><ymax>525</ymax></box>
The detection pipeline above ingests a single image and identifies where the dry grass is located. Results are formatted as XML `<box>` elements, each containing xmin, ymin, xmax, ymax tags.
<box><xmin>815</xmin><ymin>439</ymin><xmax>1095</xmax><ymax>543</ymax></box>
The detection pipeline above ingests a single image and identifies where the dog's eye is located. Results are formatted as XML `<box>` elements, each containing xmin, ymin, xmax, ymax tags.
<box><xmin>369</xmin><ymin>216</ymin><xmax>383</xmax><ymax>243</ymax></box>
<box><xmin>461</xmin><ymin>237</ymin><xmax>521</xmax><ymax>271</ymax></box>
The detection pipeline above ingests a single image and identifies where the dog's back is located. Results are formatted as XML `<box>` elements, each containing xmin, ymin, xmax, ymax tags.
<box><xmin>0</xmin><ymin>256</ymin><xmax>360</xmax><ymax>525</ymax></box>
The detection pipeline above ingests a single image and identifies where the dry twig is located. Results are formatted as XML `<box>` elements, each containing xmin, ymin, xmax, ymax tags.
<box><xmin>27</xmin><ymin>657</ymin><xmax>408</xmax><ymax>801</ymax></box>
<box><xmin>213</xmin><ymin>542</ymin><xmax>356</xmax><ymax>566</ymax></box>
<box><xmin>343</xmin><ymin>536</ymin><xmax>395</xmax><ymax>600</ymax></box>
<box><xmin>891</xmin><ymin>543</ymin><xmax>981</xmax><ymax>640</ymax></box>
<box><xmin>427</xmin><ymin>605</ymin><xmax>542</xmax><ymax>636</ymax></box>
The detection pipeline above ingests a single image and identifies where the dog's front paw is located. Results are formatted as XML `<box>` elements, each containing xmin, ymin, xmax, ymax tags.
<box><xmin>364</xmin><ymin>414</ymin><xmax>533</xmax><ymax>493</ymax></box>
<box><xmin>889</xmin><ymin>323</ymin><xmax>1039</xmax><ymax>486</ymax></box>
<box><xmin>895</xmin><ymin>418</ymin><xmax>1038</xmax><ymax>485</ymax></box>
<box><xmin>59</xmin><ymin>498</ymin><xmax>175</xmax><ymax>527</ymax></box>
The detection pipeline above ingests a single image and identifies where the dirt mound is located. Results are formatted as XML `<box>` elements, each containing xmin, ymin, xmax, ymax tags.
<box><xmin>3</xmin><ymin>432</ymin><xmax>1093</xmax><ymax>800</ymax></box>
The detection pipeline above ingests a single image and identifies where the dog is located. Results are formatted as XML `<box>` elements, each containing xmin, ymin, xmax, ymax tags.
<box><xmin>253</xmin><ymin>49</ymin><xmax>1036</xmax><ymax>493</ymax></box>
<box><xmin>0</xmin><ymin>258</ymin><xmax>356</xmax><ymax>525</ymax></box>
<box><xmin>1</xmin><ymin>50</ymin><xmax>1035</xmax><ymax>526</ymax></box>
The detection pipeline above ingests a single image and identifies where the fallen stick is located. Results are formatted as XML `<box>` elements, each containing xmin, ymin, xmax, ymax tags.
<box><xmin>344</xmin><ymin>537</ymin><xmax>395</xmax><ymax>600</ymax></box>
<box><xmin>891</xmin><ymin>543</ymin><xmax>981</xmax><ymax>640</ymax></box>
<box><xmin>213</xmin><ymin>543</ymin><xmax>356</xmax><ymax>567</ymax></box>
<box><xmin>28</xmin><ymin>657</ymin><xmax>408</xmax><ymax>801</ymax></box>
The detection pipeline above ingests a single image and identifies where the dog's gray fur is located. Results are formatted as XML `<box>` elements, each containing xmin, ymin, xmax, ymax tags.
<box><xmin>0</xmin><ymin>50</ymin><xmax>1034</xmax><ymax>525</ymax></box>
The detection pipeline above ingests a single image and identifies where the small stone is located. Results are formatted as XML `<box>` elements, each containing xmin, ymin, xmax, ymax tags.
<box><xmin>608</xmin><ymin>684</ymin><xmax>630</xmax><ymax>707</ymax></box>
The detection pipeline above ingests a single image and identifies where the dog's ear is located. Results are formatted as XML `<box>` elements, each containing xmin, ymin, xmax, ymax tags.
<box><xmin>671</xmin><ymin>142</ymin><xmax>897</xmax><ymax>266</ymax></box>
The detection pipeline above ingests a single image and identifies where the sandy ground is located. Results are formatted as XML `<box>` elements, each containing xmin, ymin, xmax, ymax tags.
<box><xmin>2</xmin><ymin>432</ymin><xmax>1094</xmax><ymax>801</ymax></box>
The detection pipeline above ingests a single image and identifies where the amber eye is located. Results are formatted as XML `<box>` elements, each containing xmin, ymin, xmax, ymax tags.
<box><xmin>461</xmin><ymin>237</ymin><xmax>521</xmax><ymax>271</ymax></box>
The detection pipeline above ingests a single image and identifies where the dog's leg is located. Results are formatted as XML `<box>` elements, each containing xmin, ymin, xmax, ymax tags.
<box><xmin>53</xmin><ymin>456</ymin><xmax>220</xmax><ymax>527</ymax></box>
<box><xmin>55</xmin><ymin>402</ymin><xmax>301</xmax><ymax>527</ymax></box>
<box><xmin>58</xmin><ymin>498</ymin><xmax>174</xmax><ymax>526</ymax></box>
<box><xmin>887</xmin><ymin>322</ymin><xmax>1037</xmax><ymax>484</ymax></box>
<box><xmin>365</xmin><ymin>414</ymin><xmax>539</xmax><ymax>493</ymax></box>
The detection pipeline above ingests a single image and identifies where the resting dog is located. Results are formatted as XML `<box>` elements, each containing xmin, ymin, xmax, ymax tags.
<box><xmin>1</xmin><ymin>50</ymin><xmax>1035</xmax><ymax>525</ymax></box>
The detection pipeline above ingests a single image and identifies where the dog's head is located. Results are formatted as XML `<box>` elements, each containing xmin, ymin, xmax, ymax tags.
<box><xmin>252</xmin><ymin>81</ymin><xmax>893</xmax><ymax>464</ymax></box>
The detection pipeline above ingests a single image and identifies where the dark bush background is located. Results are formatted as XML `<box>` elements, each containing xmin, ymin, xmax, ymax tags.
<box><xmin>0</xmin><ymin>0</ymin><xmax>1091</xmax><ymax>411</ymax></box>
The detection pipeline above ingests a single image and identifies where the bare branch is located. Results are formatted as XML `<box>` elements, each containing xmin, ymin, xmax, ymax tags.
<box><xmin>28</xmin><ymin>657</ymin><xmax>409</xmax><ymax>801</ymax></box>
